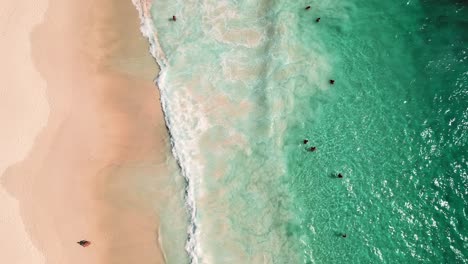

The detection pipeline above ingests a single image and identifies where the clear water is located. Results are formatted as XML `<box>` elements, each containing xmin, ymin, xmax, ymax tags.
<box><xmin>142</xmin><ymin>0</ymin><xmax>468</xmax><ymax>263</ymax></box>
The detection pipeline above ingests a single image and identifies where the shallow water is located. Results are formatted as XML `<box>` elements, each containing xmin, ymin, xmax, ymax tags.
<box><xmin>145</xmin><ymin>0</ymin><xmax>467</xmax><ymax>263</ymax></box>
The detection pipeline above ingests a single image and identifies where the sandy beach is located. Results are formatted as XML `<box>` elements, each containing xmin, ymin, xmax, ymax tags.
<box><xmin>0</xmin><ymin>0</ymin><xmax>49</xmax><ymax>262</ymax></box>
<box><xmin>0</xmin><ymin>0</ymin><xmax>183</xmax><ymax>263</ymax></box>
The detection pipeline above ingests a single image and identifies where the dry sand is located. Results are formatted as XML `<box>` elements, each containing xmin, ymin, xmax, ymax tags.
<box><xmin>0</xmin><ymin>0</ymin><xmax>49</xmax><ymax>263</ymax></box>
<box><xmin>0</xmin><ymin>0</ymin><xmax>184</xmax><ymax>263</ymax></box>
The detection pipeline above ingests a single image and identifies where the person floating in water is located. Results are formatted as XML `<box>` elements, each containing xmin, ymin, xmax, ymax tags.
<box><xmin>338</xmin><ymin>173</ymin><xmax>343</xmax><ymax>178</ymax></box>
<box><xmin>316</xmin><ymin>17</ymin><xmax>321</xmax><ymax>23</ymax></box>
<box><xmin>309</xmin><ymin>146</ymin><xmax>317</xmax><ymax>152</ymax></box>
<box><xmin>172</xmin><ymin>15</ymin><xmax>177</xmax><ymax>21</ymax></box>
<box><xmin>303</xmin><ymin>139</ymin><xmax>309</xmax><ymax>144</ymax></box>
<box><xmin>329</xmin><ymin>79</ymin><xmax>335</xmax><ymax>85</ymax></box>
<box><xmin>342</xmin><ymin>234</ymin><xmax>347</xmax><ymax>238</ymax></box>
<box><xmin>305</xmin><ymin>6</ymin><xmax>311</xmax><ymax>10</ymax></box>
<box><xmin>77</xmin><ymin>240</ymin><xmax>91</xmax><ymax>247</ymax></box>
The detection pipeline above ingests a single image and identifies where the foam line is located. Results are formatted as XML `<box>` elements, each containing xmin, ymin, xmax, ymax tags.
<box><xmin>131</xmin><ymin>1</ymin><xmax>200</xmax><ymax>263</ymax></box>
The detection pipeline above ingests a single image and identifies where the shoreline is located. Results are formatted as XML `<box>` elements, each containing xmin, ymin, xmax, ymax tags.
<box><xmin>130</xmin><ymin>1</ymin><xmax>198</xmax><ymax>262</ymax></box>
<box><xmin>1</xmin><ymin>0</ymin><xmax>182</xmax><ymax>263</ymax></box>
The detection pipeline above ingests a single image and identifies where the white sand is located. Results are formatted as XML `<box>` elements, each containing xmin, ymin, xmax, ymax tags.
<box><xmin>0</xmin><ymin>0</ymin><xmax>183</xmax><ymax>264</ymax></box>
<box><xmin>0</xmin><ymin>1</ymin><xmax>49</xmax><ymax>263</ymax></box>
<box><xmin>0</xmin><ymin>0</ymin><xmax>183</xmax><ymax>263</ymax></box>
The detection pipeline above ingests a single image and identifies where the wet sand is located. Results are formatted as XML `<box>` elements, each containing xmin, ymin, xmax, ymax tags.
<box><xmin>1</xmin><ymin>0</ymin><xmax>182</xmax><ymax>263</ymax></box>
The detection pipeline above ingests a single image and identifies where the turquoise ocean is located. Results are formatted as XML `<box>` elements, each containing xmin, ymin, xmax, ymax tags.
<box><xmin>138</xmin><ymin>0</ymin><xmax>467</xmax><ymax>263</ymax></box>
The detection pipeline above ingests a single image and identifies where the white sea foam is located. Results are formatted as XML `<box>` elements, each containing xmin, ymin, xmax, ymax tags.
<box><xmin>131</xmin><ymin>1</ymin><xmax>333</xmax><ymax>262</ymax></box>
<box><xmin>201</xmin><ymin>1</ymin><xmax>265</xmax><ymax>48</ymax></box>
<box><xmin>131</xmin><ymin>1</ymin><xmax>201</xmax><ymax>263</ymax></box>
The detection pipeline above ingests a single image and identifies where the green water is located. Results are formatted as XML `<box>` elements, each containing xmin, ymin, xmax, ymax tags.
<box><xmin>285</xmin><ymin>0</ymin><xmax>467</xmax><ymax>263</ymax></box>
<box><xmin>146</xmin><ymin>0</ymin><xmax>467</xmax><ymax>263</ymax></box>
